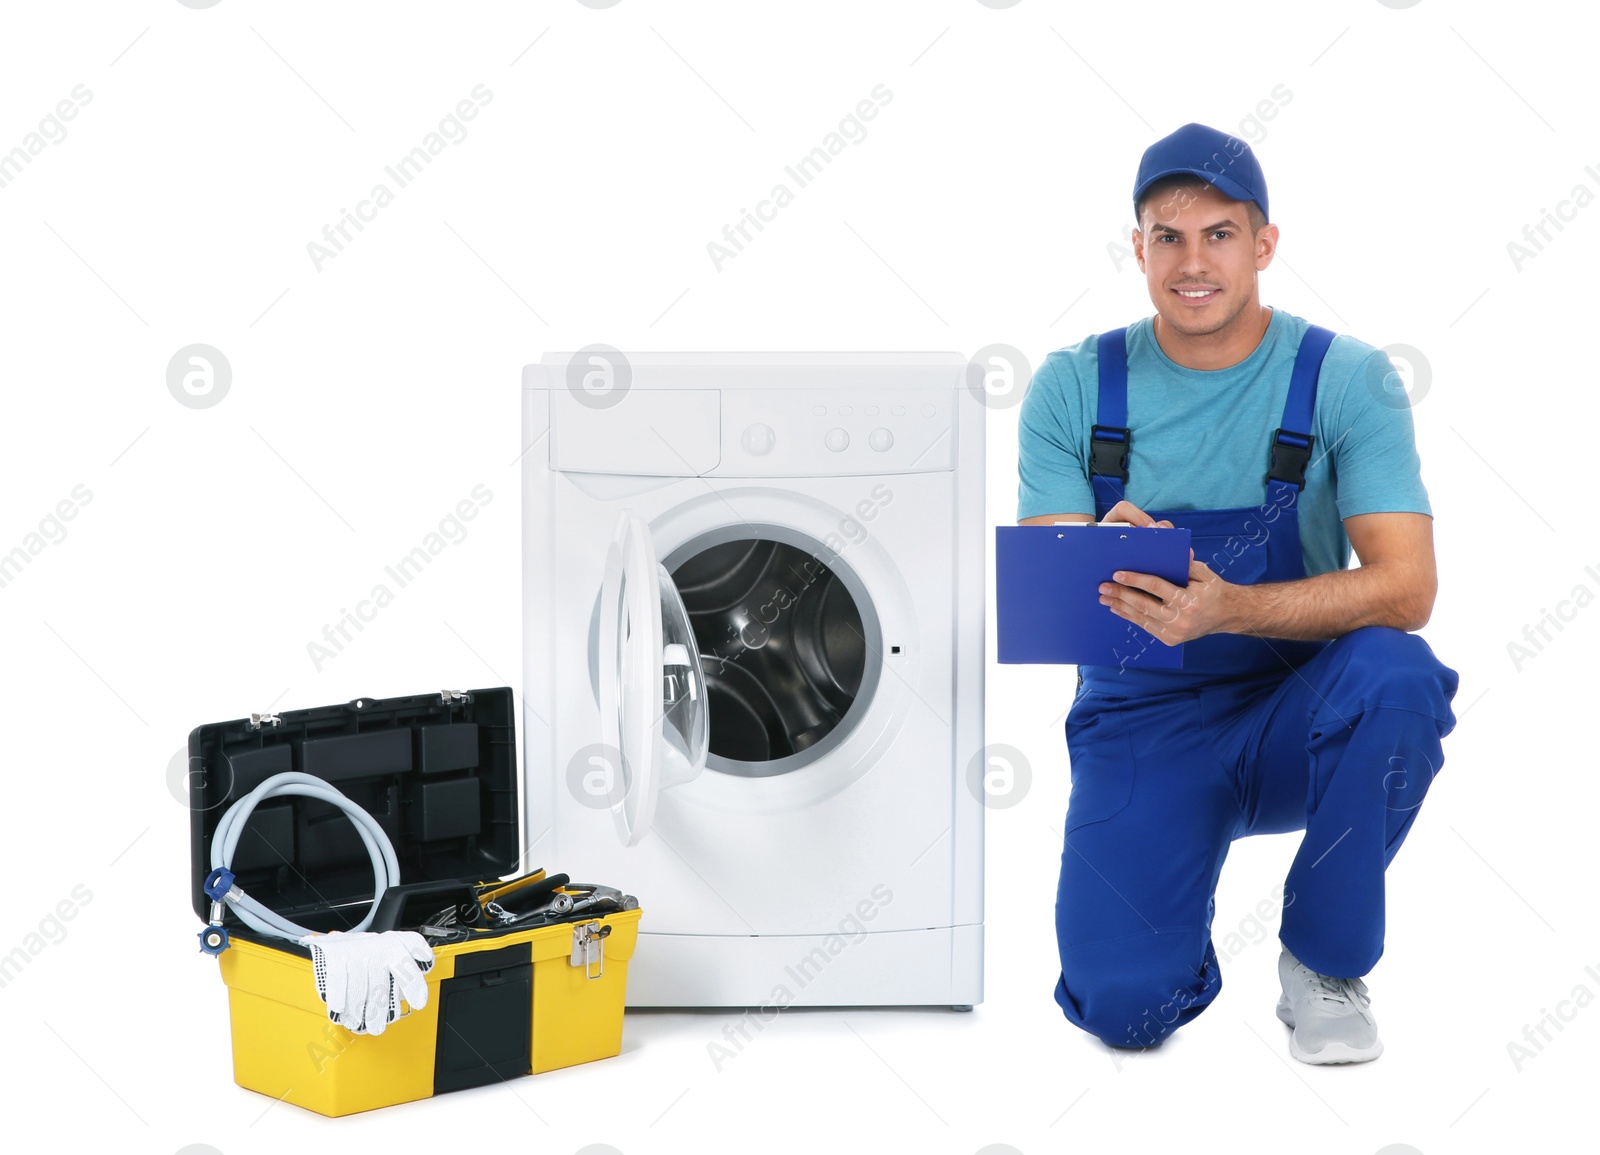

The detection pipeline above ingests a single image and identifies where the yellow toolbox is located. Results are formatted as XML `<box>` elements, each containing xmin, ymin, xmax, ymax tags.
<box><xmin>188</xmin><ymin>687</ymin><xmax>639</xmax><ymax>1117</ymax></box>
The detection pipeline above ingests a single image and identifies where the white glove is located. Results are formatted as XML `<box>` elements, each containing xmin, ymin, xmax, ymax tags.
<box><xmin>300</xmin><ymin>930</ymin><xmax>436</xmax><ymax>1036</ymax></box>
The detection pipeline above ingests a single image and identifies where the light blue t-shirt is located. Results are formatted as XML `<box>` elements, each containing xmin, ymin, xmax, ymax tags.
<box><xmin>1016</xmin><ymin>307</ymin><xmax>1431</xmax><ymax>577</ymax></box>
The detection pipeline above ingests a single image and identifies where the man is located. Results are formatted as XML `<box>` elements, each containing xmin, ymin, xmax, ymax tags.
<box><xmin>1016</xmin><ymin>123</ymin><xmax>1459</xmax><ymax>1064</ymax></box>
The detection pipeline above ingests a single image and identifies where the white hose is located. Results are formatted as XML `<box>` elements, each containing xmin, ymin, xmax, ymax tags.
<box><xmin>210</xmin><ymin>771</ymin><xmax>400</xmax><ymax>943</ymax></box>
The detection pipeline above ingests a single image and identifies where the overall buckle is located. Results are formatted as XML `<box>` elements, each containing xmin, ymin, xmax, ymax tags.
<box><xmin>1090</xmin><ymin>425</ymin><xmax>1131</xmax><ymax>480</ymax></box>
<box><xmin>1267</xmin><ymin>429</ymin><xmax>1314</xmax><ymax>489</ymax></box>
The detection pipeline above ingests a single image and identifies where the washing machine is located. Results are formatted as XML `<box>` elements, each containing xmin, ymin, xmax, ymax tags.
<box><xmin>522</xmin><ymin>352</ymin><xmax>983</xmax><ymax>1007</ymax></box>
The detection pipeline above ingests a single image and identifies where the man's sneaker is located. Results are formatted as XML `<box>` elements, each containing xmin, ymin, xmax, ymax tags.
<box><xmin>1276</xmin><ymin>946</ymin><xmax>1383</xmax><ymax>1064</ymax></box>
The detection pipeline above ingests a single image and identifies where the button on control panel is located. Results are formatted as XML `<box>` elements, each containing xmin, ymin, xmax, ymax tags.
<box><xmin>741</xmin><ymin>422</ymin><xmax>776</xmax><ymax>456</ymax></box>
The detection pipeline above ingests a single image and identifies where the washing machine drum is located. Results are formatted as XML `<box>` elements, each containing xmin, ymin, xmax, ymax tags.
<box><xmin>670</xmin><ymin>539</ymin><xmax>868</xmax><ymax>770</ymax></box>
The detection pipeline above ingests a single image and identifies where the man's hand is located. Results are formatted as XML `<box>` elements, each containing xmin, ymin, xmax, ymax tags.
<box><xmin>1100</xmin><ymin>552</ymin><xmax>1236</xmax><ymax>646</ymax></box>
<box><xmin>1099</xmin><ymin>500</ymin><xmax>1173</xmax><ymax>530</ymax></box>
<box><xmin>1094</xmin><ymin>495</ymin><xmax>1216</xmax><ymax>643</ymax></box>
<box><xmin>1094</xmin><ymin>500</ymin><xmax>1235</xmax><ymax>647</ymax></box>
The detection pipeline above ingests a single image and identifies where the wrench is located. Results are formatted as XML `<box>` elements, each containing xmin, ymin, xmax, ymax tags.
<box><xmin>499</xmin><ymin>883</ymin><xmax>638</xmax><ymax>926</ymax></box>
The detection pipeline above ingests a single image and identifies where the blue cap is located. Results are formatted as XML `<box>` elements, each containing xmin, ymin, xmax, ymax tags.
<box><xmin>1133</xmin><ymin>123</ymin><xmax>1268</xmax><ymax>224</ymax></box>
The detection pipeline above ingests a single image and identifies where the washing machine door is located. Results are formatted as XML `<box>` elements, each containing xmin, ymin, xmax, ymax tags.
<box><xmin>598</xmin><ymin>511</ymin><xmax>710</xmax><ymax>846</ymax></box>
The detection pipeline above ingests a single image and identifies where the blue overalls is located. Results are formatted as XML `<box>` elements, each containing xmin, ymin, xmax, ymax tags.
<box><xmin>1054</xmin><ymin>324</ymin><xmax>1460</xmax><ymax>1049</ymax></box>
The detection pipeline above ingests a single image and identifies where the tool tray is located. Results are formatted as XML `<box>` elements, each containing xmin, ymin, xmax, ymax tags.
<box><xmin>188</xmin><ymin>687</ymin><xmax>640</xmax><ymax>1117</ymax></box>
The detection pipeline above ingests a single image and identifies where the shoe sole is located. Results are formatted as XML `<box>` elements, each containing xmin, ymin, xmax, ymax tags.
<box><xmin>1275</xmin><ymin>996</ymin><xmax>1383</xmax><ymax>1065</ymax></box>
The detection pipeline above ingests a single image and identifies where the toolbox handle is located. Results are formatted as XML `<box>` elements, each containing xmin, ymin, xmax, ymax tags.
<box><xmin>369</xmin><ymin>880</ymin><xmax>480</xmax><ymax>933</ymax></box>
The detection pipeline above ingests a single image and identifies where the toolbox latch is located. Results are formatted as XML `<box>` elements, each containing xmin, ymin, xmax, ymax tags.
<box><xmin>247</xmin><ymin>711</ymin><xmax>281</xmax><ymax>730</ymax></box>
<box><xmin>570</xmin><ymin>921</ymin><xmax>612</xmax><ymax>980</ymax></box>
<box><xmin>440</xmin><ymin>689</ymin><xmax>471</xmax><ymax>705</ymax></box>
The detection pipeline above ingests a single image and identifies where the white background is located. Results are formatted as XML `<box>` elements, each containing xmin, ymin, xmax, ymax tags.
<box><xmin>0</xmin><ymin>2</ymin><xmax>1594</xmax><ymax>1153</ymax></box>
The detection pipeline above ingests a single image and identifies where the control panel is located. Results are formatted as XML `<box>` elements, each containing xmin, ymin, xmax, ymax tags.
<box><xmin>718</xmin><ymin>388</ymin><xmax>956</xmax><ymax>476</ymax></box>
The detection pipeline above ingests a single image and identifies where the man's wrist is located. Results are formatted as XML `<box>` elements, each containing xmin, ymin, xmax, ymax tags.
<box><xmin>1218</xmin><ymin>579</ymin><xmax>1253</xmax><ymax>635</ymax></box>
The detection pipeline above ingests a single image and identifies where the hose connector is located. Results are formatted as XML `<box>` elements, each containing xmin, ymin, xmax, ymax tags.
<box><xmin>203</xmin><ymin>867</ymin><xmax>238</xmax><ymax>903</ymax></box>
<box><xmin>199</xmin><ymin>868</ymin><xmax>242</xmax><ymax>954</ymax></box>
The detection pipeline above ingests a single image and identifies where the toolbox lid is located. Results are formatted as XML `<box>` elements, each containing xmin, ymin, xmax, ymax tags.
<box><xmin>187</xmin><ymin>688</ymin><xmax>521</xmax><ymax>931</ymax></box>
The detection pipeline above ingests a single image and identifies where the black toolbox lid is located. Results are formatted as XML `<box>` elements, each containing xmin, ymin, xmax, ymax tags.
<box><xmin>187</xmin><ymin>688</ymin><xmax>520</xmax><ymax>932</ymax></box>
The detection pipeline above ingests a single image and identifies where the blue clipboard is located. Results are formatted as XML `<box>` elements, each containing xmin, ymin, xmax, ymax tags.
<box><xmin>995</xmin><ymin>523</ymin><xmax>1192</xmax><ymax>668</ymax></box>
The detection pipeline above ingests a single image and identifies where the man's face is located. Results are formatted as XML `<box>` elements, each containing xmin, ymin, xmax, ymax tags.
<box><xmin>1133</xmin><ymin>181</ymin><xmax>1277</xmax><ymax>340</ymax></box>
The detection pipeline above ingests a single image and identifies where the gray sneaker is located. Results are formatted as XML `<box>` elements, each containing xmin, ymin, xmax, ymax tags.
<box><xmin>1276</xmin><ymin>946</ymin><xmax>1383</xmax><ymax>1064</ymax></box>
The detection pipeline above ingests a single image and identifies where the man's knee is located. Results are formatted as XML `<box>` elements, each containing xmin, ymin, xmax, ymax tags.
<box><xmin>1316</xmin><ymin>626</ymin><xmax>1459</xmax><ymax>722</ymax></box>
<box><xmin>1057</xmin><ymin>937</ymin><xmax>1219</xmax><ymax>1048</ymax></box>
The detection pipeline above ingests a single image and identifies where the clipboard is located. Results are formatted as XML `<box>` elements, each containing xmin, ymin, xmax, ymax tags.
<box><xmin>995</xmin><ymin>523</ymin><xmax>1192</xmax><ymax>668</ymax></box>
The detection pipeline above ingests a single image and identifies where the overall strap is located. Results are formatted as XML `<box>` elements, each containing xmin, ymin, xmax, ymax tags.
<box><xmin>1266</xmin><ymin>324</ymin><xmax>1336</xmax><ymax>499</ymax></box>
<box><xmin>1090</xmin><ymin>327</ymin><xmax>1131</xmax><ymax>516</ymax></box>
